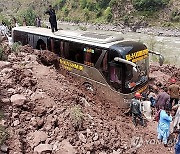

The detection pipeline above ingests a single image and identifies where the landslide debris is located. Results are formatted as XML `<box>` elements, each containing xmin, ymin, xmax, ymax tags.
<box><xmin>0</xmin><ymin>40</ymin><xmax>177</xmax><ymax>154</ymax></box>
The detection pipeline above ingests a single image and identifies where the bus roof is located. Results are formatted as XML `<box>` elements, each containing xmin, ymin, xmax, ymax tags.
<box><xmin>12</xmin><ymin>26</ymin><xmax>124</xmax><ymax>48</ymax></box>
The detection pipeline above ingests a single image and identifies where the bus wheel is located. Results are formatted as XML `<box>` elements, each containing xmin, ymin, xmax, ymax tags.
<box><xmin>82</xmin><ymin>82</ymin><xmax>94</xmax><ymax>92</ymax></box>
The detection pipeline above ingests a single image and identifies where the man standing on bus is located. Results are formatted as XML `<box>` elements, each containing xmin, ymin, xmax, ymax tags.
<box><xmin>129</xmin><ymin>93</ymin><xmax>144</xmax><ymax>127</ymax></box>
<box><xmin>45</xmin><ymin>5</ymin><xmax>58</xmax><ymax>32</ymax></box>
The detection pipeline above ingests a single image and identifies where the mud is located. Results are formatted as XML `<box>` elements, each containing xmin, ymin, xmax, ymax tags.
<box><xmin>0</xmin><ymin>40</ymin><xmax>179</xmax><ymax>154</ymax></box>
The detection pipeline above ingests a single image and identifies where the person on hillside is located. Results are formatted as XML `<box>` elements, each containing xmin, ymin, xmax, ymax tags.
<box><xmin>141</xmin><ymin>95</ymin><xmax>152</xmax><ymax>120</ymax></box>
<box><xmin>168</xmin><ymin>78</ymin><xmax>180</xmax><ymax>110</ymax></box>
<box><xmin>45</xmin><ymin>5</ymin><xmax>58</xmax><ymax>32</ymax></box>
<box><xmin>155</xmin><ymin>87</ymin><xmax>170</xmax><ymax>111</ymax></box>
<box><xmin>175</xmin><ymin>123</ymin><xmax>180</xmax><ymax>154</ymax></box>
<box><xmin>157</xmin><ymin>105</ymin><xmax>172</xmax><ymax>147</ymax></box>
<box><xmin>172</xmin><ymin>104</ymin><xmax>180</xmax><ymax>133</ymax></box>
<box><xmin>35</xmin><ymin>16</ymin><xmax>41</xmax><ymax>27</ymax></box>
<box><xmin>23</xmin><ymin>17</ymin><xmax>27</xmax><ymax>26</ymax></box>
<box><xmin>129</xmin><ymin>92</ymin><xmax>144</xmax><ymax>127</ymax></box>
<box><xmin>148</xmin><ymin>89</ymin><xmax>157</xmax><ymax>107</ymax></box>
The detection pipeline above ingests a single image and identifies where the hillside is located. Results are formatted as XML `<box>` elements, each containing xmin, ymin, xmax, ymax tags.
<box><xmin>0</xmin><ymin>0</ymin><xmax>180</xmax><ymax>28</ymax></box>
<box><xmin>0</xmin><ymin>37</ymin><xmax>179</xmax><ymax>154</ymax></box>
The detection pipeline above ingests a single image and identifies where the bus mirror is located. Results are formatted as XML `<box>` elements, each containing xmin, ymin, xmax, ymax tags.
<box><xmin>149</xmin><ymin>50</ymin><xmax>164</xmax><ymax>66</ymax></box>
<box><xmin>159</xmin><ymin>55</ymin><xmax>164</xmax><ymax>66</ymax></box>
<box><xmin>132</xmin><ymin>67</ymin><xmax>138</xmax><ymax>81</ymax></box>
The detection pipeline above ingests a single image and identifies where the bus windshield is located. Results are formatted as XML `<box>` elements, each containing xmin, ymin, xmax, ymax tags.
<box><xmin>124</xmin><ymin>58</ymin><xmax>148</xmax><ymax>92</ymax></box>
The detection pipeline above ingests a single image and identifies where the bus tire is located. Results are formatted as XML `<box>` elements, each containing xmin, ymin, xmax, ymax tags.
<box><xmin>82</xmin><ymin>82</ymin><xmax>94</xmax><ymax>93</ymax></box>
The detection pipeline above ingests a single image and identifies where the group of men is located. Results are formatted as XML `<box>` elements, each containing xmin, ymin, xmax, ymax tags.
<box><xmin>128</xmin><ymin>78</ymin><xmax>180</xmax><ymax>153</ymax></box>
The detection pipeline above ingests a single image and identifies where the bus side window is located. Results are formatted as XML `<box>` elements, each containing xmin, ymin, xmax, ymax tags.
<box><xmin>54</xmin><ymin>39</ymin><xmax>60</xmax><ymax>55</ymax></box>
<box><xmin>84</xmin><ymin>47</ymin><xmax>102</xmax><ymax>67</ymax></box>
<box><xmin>59</xmin><ymin>41</ymin><xmax>69</xmax><ymax>59</ymax></box>
<box><xmin>84</xmin><ymin>51</ymin><xmax>93</xmax><ymax>66</ymax></box>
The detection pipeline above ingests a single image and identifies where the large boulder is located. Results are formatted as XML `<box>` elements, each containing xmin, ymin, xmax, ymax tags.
<box><xmin>0</xmin><ymin>61</ymin><xmax>11</xmax><ymax>69</ymax></box>
<box><xmin>34</xmin><ymin>144</ymin><xmax>52</xmax><ymax>153</ymax></box>
<box><xmin>27</xmin><ymin>131</ymin><xmax>48</xmax><ymax>148</ymax></box>
<box><xmin>10</xmin><ymin>94</ymin><xmax>26</xmax><ymax>106</ymax></box>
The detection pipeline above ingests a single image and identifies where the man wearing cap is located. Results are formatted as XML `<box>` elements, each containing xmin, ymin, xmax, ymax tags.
<box><xmin>129</xmin><ymin>92</ymin><xmax>144</xmax><ymax>126</ymax></box>
<box><xmin>168</xmin><ymin>78</ymin><xmax>180</xmax><ymax>110</ymax></box>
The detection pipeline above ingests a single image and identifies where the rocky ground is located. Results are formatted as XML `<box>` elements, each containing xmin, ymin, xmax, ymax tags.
<box><xmin>58</xmin><ymin>21</ymin><xmax>180</xmax><ymax>37</ymax></box>
<box><xmin>0</xmin><ymin>40</ymin><xmax>179</xmax><ymax>154</ymax></box>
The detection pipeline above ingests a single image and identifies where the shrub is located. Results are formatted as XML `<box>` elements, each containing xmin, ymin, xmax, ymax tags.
<box><xmin>19</xmin><ymin>8</ymin><xmax>36</xmax><ymax>26</ymax></box>
<box><xmin>62</xmin><ymin>6</ymin><xmax>69</xmax><ymax>16</ymax></box>
<box><xmin>53</xmin><ymin>0</ymin><xmax>66</xmax><ymax>10</ymax></box>
<box><xmin>12</xmin><ymin>42</ymin><xmax>21</xmax><ymax>53</ymax></box>
<box><xmin>80</xmin><ymin>0</ymin><xmax>87</xmax><ymax>9</ymax></box>
<box><xmin>104</xmin><ymin>7</ymin><xmax>113</xmax><ymax>22</ymax></box>
<box><xmin>70</xmin><ymin>105</ymin><xmax>84</xmax><ymax>130</ymax></box>
<box><xmin>132</xmin><ymin>0</ymin><xmax>170</xmax><ymax>11</ymax></box>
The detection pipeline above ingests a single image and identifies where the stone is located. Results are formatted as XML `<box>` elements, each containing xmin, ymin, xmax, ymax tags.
<box><xmin>80</xmin><ymin>97</ymin><xmax>90</xmax><ymax>107</ymax></box>
<box><xmin>1</xmin><ymin>98</ymin><xmax>10</xmax><ymax>104</ymax></box>
<box><xmin>52</xmin><ymin>141</ymin><xmax>59</xmax><ymax>151</ymax></box>
<box><xmin>13</xmin><ymin>120</ymin><xmax>20</xmax><ymax>127</ymax></box>
<box><xmin>0</xmin><ymin>61</ymin><xmax>10</xmax><ymax>69</ymax></box>
<box><xmin>0</xmin><ymin>144</ymin><xmax>8</xmax><ymax>152</ymax></box>
<box><xmin>10</xmin><ymin>94</ymin><xmax>26</xmax><ymax>106</ymax></box>
<box><xmin>93</xmin><ymin>133</ymin><xmax>99</xmax><ymax>141</ymax></box>
<box><xmin>1</xmin><ymin>68</ymin><xmax>13</xmax><ymax>74</ymax></box>
<box><xmin>34</xmin><ymin>144</ymin><xmax>52</xmax><ymax>153</ymax></box>
<box><xmin>57</xmin><ymin>140</ymin><xmax>76</xmax><ymax>154</ymax></box>
<box><xmin>7</xmin><ymin>88</ymin><xmax>16</xmax><ymax>95</ymax></box>
<box><xmin>78</xmin><ymin>133</ymin><xmax>87</xmax><ymax>143</ymax></box>
<box><xmin>27</xmin><ymin>131</ymin><xmax>48</xmax><ymax>148</ymax></box>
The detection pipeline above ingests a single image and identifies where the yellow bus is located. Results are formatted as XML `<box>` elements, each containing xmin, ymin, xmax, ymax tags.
<box><xmin>12</xmin><ymin>26</ymin><xmax>164</xmax><ymax>107</ymax></box>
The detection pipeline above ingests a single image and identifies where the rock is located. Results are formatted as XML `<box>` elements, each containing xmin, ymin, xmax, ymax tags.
<box><xmin>10</xmin><ymin>94</ymin><xmax>26</xmax><ymax>106</ymax></box>
<box><xmin>13</xmin><ymin>120</ymin><xmax>20</xmax><ymax>127</ymax></box>
<box><xmin>1</xmin><ymin>68</ymin><xmax>13</xmax><ymax>74</ymax></box>
<box><xmin>0</xmin><ymin>144</ymin><xmax>8</xmax><ymax>152</ymax></box>
<box><xmin>27</xmin><ymin>131</ymin><xmax>48</xmax><ymax>148</ymax></box>
<box><xmin>7</xmin><ymin>88</ymin><xmax>16</xmax><ymax>95</ymax></box>
<box><xmin>34</xmin><ymin>144</ymin><xmax>52</xmax><ymax>153</ymax></box>
<box><xmin>57</xmin><ymin>140</ymin><xmax>76</xmax><ymax>154</ymax></box>
<box><xmin>93</xmin><ymin>133</ymin><xmax>99</xmax><ymax>141</ymax></box>
<box><xmin>1</xmin><ymin>98</ymin><xmax>10</xmax><ymax>104</ymax></box>
<box><xmin>0</xmin><ymin>61</ymin><xmax>10</xmax><ymax>69</ymax></box>
<box><xmin>86</xmin><ymin>128</ymin><xmax>92</xmax><ymax>137</ymax></box>
<box><xmin>80</xmin><ymin>97</ymin><xmax>90</xmax><ymax>107</ymax></box>
<box><xmin>78</xmin><ymin>133</ymin><xmax>87</xmax><ymax>143</ymax></box>
<box><xmin>52</xmin><ymin>141</ymin><xmax>59</xmax><ymax>151</ymax></box>
<box><xmin>0</xmin><ymin>120</ymin><xmax>6</xmax><ymax>126</ymax></box>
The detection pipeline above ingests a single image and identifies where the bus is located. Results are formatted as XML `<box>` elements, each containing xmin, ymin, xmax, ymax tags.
<box><xmin>12</xmin><ymin>26</ymin><xmax>164</xmax><ymax>107</ymax></box>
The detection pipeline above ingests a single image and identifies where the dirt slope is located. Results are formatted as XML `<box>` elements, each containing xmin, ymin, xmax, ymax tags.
<box><xmin>0</xmin><ymin>42</ymin><xmax>178</xmax><ymax>153</ymax></box>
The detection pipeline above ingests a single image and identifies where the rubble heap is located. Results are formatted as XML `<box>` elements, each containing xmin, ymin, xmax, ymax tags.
<box><xmin>0</xmin><ymin>41</ymin><xmax>176</xmax><ymax>154</ymax></box>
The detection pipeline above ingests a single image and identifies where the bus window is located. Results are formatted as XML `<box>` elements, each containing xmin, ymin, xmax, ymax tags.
<box><xmin>109</xmin><ymin>62</ymin><xmax>122</xmax><ymax>91</ymax></box>
<box><xmin>36</xmin><ymin>39</ymin><xmax>46</xmax><ymax>50</ymax></box>
<box><xmin>54</xmin><ymin>39</ymin><xmax>60</xmax><ymax>55</ymax></box>
<box><xmin>84</xmin><ymin>47</ymin><xmax>102</xmax><ymax>67</ymax></box>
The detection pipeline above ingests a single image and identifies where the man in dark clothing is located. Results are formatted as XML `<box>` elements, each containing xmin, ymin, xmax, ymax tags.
<box><xmin>45</xmin><ymin>5</ymin><xmax>58</xmax><ymax>32</ymax></box>
<box><xmin>155</xmin><ymin>87</ymin><xmax>170</xmax><ymax>111</ymax></box>
<box><xmin>130</xmin><ymin>92</ymin><xmax>144</xmax><ymax>127</ymax></box>
<box><xmin>168</xmin><ymin>78</ymin><xmax>180</xmax><ymax>110</ymax></box>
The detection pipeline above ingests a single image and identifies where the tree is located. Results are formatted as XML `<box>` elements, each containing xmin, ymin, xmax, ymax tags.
<box><xmin>133</xmin><ymin>0</ymin><xmax>170</xmax><ymax>11</ymax></box>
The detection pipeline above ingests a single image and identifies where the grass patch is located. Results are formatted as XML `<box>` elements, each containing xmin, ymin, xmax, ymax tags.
<box><xmin>70</xmin><ymin>105</ymin><xmax>84</xmax><ymax>130</ymax></box>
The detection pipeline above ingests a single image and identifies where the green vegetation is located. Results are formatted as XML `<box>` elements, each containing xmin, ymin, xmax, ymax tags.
<box><xmin>0</xmin><ymin>47</ymin><xmax>7</xmax><ymax>61</ymax></box>
<box><xmin>70</xmin><ymin>105</ymin><xmax>84</xmax><ymax>130</ymax></box>
<box><xmin>0</xmin><ymin>0</ymin><xmax>179</xmax><ymax>28</ymax></box>
<box><xmin>12</xmin><ymin>42</ymin><xmax>21</xmax><ymax>53</ymax></box>
<box><xmin>18</xmin><ymin>7</ymin><xmax>36</xmax><ymax>26</ymax></box>
<box><xmin>132</xmin><ymin>0</ymin><xmax>170</xmax><ymax>11</ymax></box>
<box><xmin>170</xmin><ymin>8</ymin><xmax>180</xmax><ymax>22</ymax></box>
